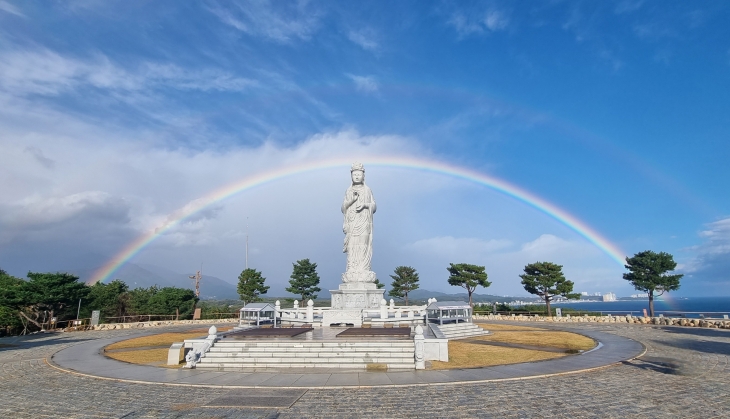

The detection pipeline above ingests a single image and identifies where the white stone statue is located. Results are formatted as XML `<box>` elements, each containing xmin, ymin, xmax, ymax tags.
<box><xmin>341</xmin><ymin>162</ymin><xmax>377</xmax><ymax>283</ymax></box>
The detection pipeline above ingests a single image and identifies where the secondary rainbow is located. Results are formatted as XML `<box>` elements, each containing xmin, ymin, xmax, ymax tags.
<box><xmin>88</xmin><ymin>156</ymin><xmax>627</xmax><ymax>285</ymax></box>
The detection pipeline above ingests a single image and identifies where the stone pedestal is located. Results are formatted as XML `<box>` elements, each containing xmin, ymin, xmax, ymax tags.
<box><xmin>330</xmin><ymin>281</ymin><xmax>384</xmax><ymax>310</ymax></box>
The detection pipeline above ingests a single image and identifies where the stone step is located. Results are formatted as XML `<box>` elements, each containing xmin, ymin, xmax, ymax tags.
<box><xmin>199</xmin><ymin>355</ymin><xmax>413</xmax><ymax>364</ymax></box>
<box><xmin>197</xmin><ymin>362</ymin><xmax>416</xmax><ymax>370</ymax></box>
<box><xmin>212</xmin><ymin>341</ymin><xmax>414</xmax><ymax>348</ymax></box>
<box><xmin>196</xmin><ymin>339</ymin><xmax>416</xmax><ymax>370</ymax></box>
<box><xmin>208</xmin><ymin>346</ymin><xmax>414</xmax><ymax>353</ymax></box>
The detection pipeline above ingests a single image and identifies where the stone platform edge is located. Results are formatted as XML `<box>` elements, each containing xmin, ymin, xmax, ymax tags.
<box><xmin>45</xmin><ymin>323</ymin><xmax>646</xmax><ymax>389</ymax></box>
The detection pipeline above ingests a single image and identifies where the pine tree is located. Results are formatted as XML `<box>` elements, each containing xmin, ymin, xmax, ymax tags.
<box><xmin>519</xmin><ymin>261</ymin><xmax>579</xmax><ymax>316</ymax></box>
<box><xmin>287</xmin><ymin>259</ymin><xmax>321</xmax><ymax>301</ymax></box>
<box><xmin>623</xmin><ymin>250</ymin><xmax>683</xmax><ymax>317</ymax></box>
<box><xmin>447</xmin><ymin>263</ymin><xmax>491</xmax><ymax>307</ymax></box>
<box><xmin>388</xmin><ymin>266</ymin><xmax>420</xmax><ymax>306</ymax></box>
<box><xmin>237</xmin><ymin>268</ymin><xmax>269</xmax><ymax>305</ymax></box>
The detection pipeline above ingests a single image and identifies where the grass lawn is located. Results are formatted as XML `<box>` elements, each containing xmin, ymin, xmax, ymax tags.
<box><xmin>430</xmin><ymin>323</ymin><xmax>595</xmax><ymax>370</ymax></box>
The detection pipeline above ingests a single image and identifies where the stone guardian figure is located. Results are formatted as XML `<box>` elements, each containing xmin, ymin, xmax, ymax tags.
<box><xmin>341</xmin><ymin>162</ymin><xmax>377</xmax><ymax>283</ymax></box>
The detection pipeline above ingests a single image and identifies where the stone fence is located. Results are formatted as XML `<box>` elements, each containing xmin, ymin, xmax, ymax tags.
<box><xmin>92</xmin><ymin>317</ymin><xmax>238</xmax><ymax>331</ymax></box>
<box><xmin>474</xmin><ymin>313</ymin><xmax>730</xmax><ymax>329</ymax></box>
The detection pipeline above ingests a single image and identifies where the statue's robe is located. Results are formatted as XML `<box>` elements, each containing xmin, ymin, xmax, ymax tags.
<box><xmin>341</xmin><ymin>184</ymin><xmax>376</xmax><ymax>275</ymax></box>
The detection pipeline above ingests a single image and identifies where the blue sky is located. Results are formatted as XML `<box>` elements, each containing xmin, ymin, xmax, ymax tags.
<box><xmin>0</xmin><ymin>0</ymin><xmax>728</xmax><ymax>297</ymax></box>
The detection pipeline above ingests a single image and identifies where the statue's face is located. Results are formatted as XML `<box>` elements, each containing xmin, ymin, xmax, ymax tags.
<box><xmin>351</xmin><ymin>170</ymin><xmax>364</xmax><ymax>184</ymax></box>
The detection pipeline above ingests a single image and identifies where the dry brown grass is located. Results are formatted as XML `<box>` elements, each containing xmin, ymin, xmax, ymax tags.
<box><xmin>476</xmin><ymin>323</ymin><xmax>595</xmax><ymax>351</ymax></box>
<box><xmin>105</xmin><ymin>327</ymin><xmax>232</xmax><ymax>350</ymax></box>
<box><xmin>105</xmin><ymin>348</ymin><xmax>169</xmax><ymax>365</ymax></box>
<box><xmin>431</xmin><ymin>342</ymin><xmax>564</xmax><ymax>369</ymax></box>
<box><xmin>430</xmin><ymin>322</ymin><xmax>596</xmax><ymax>370</ymax></box>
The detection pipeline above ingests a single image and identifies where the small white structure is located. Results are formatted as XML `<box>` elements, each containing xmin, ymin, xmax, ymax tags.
<box><xmin>426</xmin><ymin>301</ymin><xmax>472</xmax><ymax>325</ymax></box>
<box><xmin>239</xmin><ymin>302</ymin><xmax>276</xmax><ymax>327</ymax></box>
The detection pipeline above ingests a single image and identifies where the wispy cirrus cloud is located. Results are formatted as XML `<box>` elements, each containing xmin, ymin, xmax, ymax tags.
<box><xmin>447</xmin><ymin>7</ymin><xmax>510</xmax><ymax>38</ymax></box>
<box><xmin>0</xmin><ymin>48</ymin><xmax>258</xmax><ymax>97</ymax></box>
<box><xmin>346</xmin><ymin>74</ymin><xmax>378</xmax><ymax>93</ymax></box>
<box><xmin>207</xmin><ymin>0</ymin><xmax>322</xmax><ymax>43</ymax></box>
<box><xmin>0</xmin><ymin>0</ymin><xmax>23</xmax><ymax>17</ymax></box>
<box><xmin>681</xmin><ymin>218</ymin><xmax>730</xmax><ymax>285</ymax></box>
<box><xmin>347</xmin><ymin>28</ymin><xmax>379</xmax><ymax>51</ymax></box>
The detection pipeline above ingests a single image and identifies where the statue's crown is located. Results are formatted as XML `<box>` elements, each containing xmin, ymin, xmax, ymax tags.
<box><xmin>350</xmin><ymin>162</ymin><xmax>365</xmax><ymax>172</ymax></box>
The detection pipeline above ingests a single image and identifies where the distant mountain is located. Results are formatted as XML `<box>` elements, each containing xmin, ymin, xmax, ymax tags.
<box><xmin>406</xmin><ymin>288</ymin><xmax>513</xmax><ymax>303</ymax></box>
<box><xmin>112</xmin><ymin>263</ymin><xmax>240</xmax><ymax>300</ymax></box>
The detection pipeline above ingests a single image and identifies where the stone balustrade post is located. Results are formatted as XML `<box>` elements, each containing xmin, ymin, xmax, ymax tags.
<box><xmin>389</xmin><ymin>298</ymin><xmax>395</xmax><ymax>311</ymax></box>
<box><xmin>293</xmin><ymin>300</ymin><xmax>300</xmax><ymax>319</ymax></box>
<box><xmin>306</xmin><ymin>299</ymin><xmax>314</xmax><ymax>322</ymax></box>
<box><xmin>414</xmin><ymin>325</ymin><xmax>425</xmax><ymax>370</ymax></box>
<box><xmin>380</xmin><ymin>299</ymin><xmax>388</xmax><ymax>319</ymax></box>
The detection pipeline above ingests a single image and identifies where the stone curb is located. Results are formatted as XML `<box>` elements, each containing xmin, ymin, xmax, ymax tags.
<box><xmin>475</xmin><ymin>314</ymin><xmax>730</xmax><ymax>329</ymax></box>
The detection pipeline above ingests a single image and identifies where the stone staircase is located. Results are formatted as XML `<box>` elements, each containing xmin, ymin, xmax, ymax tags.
<box><xmin>196</xmin><ymin>340</ymin><xmax>416</xmax><ymax>370</ymax></box>
<box><xmin>430</xmin><ymin>322</ymin><xmax>489</xmax><ymax>340</ymax></box>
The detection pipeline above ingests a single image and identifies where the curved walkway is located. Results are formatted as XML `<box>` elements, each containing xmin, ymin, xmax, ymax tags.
<box><xmin>2</xmin><ymin>322</ymin><xmax>728</xmax><ymax>418</ymax></box>
<box><xmin>48</xmin><ymin>322</ymin><xmax>642</xmax><ymax>388</ymax></box>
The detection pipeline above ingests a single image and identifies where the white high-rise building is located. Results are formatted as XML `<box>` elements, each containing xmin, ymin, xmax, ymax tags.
<box><xmin>602</xmin><ymin>292</ymin><xmax>617</xmax><ymax>302</ymax></box>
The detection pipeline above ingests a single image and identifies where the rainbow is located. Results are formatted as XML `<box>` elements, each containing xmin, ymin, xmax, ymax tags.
<box><xmin>88</xmin><ymin>156</ymin><xmax>627</xmax><ymax>285</ymax></box>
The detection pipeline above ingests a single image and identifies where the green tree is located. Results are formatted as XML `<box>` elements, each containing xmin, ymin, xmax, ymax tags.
<box><xmin>286</xmin><ymin>259</ymin><xmax>321</xmax><ymax>301</ymax></box>
<box><xmin>388</xmin><ymin>266</ymin><xmax>420</xmax><ymax>306</ymax></box>
<box><xmin>237</xmin><ymin>268</ymin><xmax>269</xmax><ymax>305</ymax></box>
<box><xmin>147</xmin><ymin>287</ymin><xmax>198</xmax><ymax>319</ymax></box>
<box><xmin>447</xmin><ymin>263</ymin><xmax>491</xmax><ymax>307</ymax></box>
<box><xmin>373</xmin><ymin>278</ymin><xmax>385</xmax><ymax>289</ymax></box>
<box><xmin>0</xmin><ymin>269</ymin><xmax>24</xmax><ymax>335</ymax></box>
<box><xmin>83</xmin><ymin>279</ymin><xmax>129</xmax><ymax>320</ymax></box>
<box><xmin>17</xmin><ymin>272</ymin><xmax>89</xmax><ymax>329</ymax></box>
<box><xmin>519</xmin><ymin>261</ymin><xmax>580</xmax><ymax>317</ymax></box>
<box><xmin>623</xmin><ymin>250</ymin><xmax>683</xmax><ymax>317</ymax></box>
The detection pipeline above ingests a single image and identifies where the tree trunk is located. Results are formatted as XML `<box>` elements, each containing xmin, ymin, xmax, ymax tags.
<box><xmin>18</xmin><ymin>311</ymin><xmax>42</xmax><ymax>329</ymax></box>
<box><xmin>648</xmin><ymin>291</ymin><xmax>655</xmax><ymax>317</ymax></box>
<box><xmin>545</xmin><ymin>296</ymin><xmax>552</xmax><ymax>317</ymax></box>
<box><xmin>468</xmin><ymin>290</ymin><xmax>473</xmax><ymax>307</ymax></box>
<box><xmin>405</xmin><ymin>293</ymin><xmax>409</xmax><ymax>306</ymax></box>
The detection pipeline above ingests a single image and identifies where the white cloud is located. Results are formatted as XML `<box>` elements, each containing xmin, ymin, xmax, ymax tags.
<box><xmin>346</xmin><ymin>74</ymin><xmax>378</xmax><ymax>93</ymax></box>
<box><xmin>408</xmin><ymin>236</ymin><xmax>512</xmax><ymax>261</ymax></box>
<box><xmin>484</xmin><ymin>10</ymin><xmax>509</xmax><ymax>32</ymax></box>
<box><xmin>207</xmin><ymin>1</ymin><xmax>321</xmax><ymax>43</ymax></box>
<box><xmin>683</xmin><ymin>218</ymin><xmax>730</xmax><ymax>272</ymax></box>
<box><xmin>0</xmin><ymin>0</ymin><xmax>23</xmax><ymax>17</ymax></box>
<box><xmin>0</xmin><ymin>48</ymin><xmax>257</xmax><ymax>97</ymax></box>
<box><xmin>447</xmin><ymin>8</ymin><xmax>510</xmax><ymax>38</ymax></box>
<box><xmin>347</xmin><ymin>29</ymin><xmax>379</xmax><ymax>51</ymax></box>
<box><xmin>0</xmin><ymin>191</ymin><xmax>130</xmax><ymax>233</ymax></box>
<box><xmin>402</xmin><ymin>233</ymin><xmax>623</xmax><ymax>296</ymax></box>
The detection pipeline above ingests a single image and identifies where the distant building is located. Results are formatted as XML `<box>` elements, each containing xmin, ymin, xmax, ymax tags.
<box><xmin>581</xmin><ymin>292</ymin><xmax>588</xmax><ymax>296</ymax></box>
<box><xmin>602</xmin><ymin>292</ymin><xmax>617</xmax><ymax>302</ymax></box>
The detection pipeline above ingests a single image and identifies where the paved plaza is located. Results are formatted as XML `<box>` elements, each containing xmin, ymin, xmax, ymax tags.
<box><xmin>1</xmin><ymin>321</ymin><xmax>728</xmax><ymax>418</ymax></box>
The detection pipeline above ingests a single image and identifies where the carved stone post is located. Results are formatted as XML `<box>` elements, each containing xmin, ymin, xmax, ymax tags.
<box><xmin>294</xmin><ymin>300</ymin><xmax>300</xmax><ymax>319</ymax></box>
<box><xmin>306</xmin><ymin>299</ymin><xmax>314</xmax><ymax>322</ymax></box>
<box><xmin>275</xmin><ymin>300</ymin><xmax>281</xmax><ymax>323</ymax></box>
<box><xmin>389</xmin><ymin>298</ymin><xmax>395</xmax><ymax>311</ymax></box>
<box><xmin>414</xmin><ymin>325</ymin><xmax>425</xmax><ymax>370</ymax></box>
<box><xmin>380</xmin><ymin>298</ymin><xmax>388</xmax><ymax>320</ymax></box>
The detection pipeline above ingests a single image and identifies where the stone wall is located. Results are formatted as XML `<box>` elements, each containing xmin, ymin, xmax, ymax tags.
<box><xmin>92</xmin><ymin>317</ymin><xmax>238</xmax><ymax>331</ymax></box>
<box><xmin>474</xmin><ymin>313</ymin><xmax>730</xmax><ymax>329</ymax></box>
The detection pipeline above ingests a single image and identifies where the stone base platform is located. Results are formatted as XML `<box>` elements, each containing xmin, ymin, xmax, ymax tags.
<box><xmin>330</xmin><ymin>281</ymin><xmax>384</xmax><ymax>311</ymax></box>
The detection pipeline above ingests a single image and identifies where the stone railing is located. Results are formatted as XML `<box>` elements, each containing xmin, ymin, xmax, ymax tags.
<box><xmin>474</xmin><ymin>313</ymin><xmax>730</xmax><ymax>329</ymax></box>
<box><xmin>92</xmin><ymin>317</ymin><xmax>238</xmax><ymax>331</ymax></box>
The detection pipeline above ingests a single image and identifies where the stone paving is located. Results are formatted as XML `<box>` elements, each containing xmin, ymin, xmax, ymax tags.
<box><xmin>1</xmin><ymin>322</ymin><xmax>728</xmax><ymax>418</ymax></box>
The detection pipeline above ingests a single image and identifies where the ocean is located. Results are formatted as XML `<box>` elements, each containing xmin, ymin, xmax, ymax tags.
<box><xmin>549</xmin><ymin>296</ymin><xmax>730</xmax><ymax>318</ymax></box>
